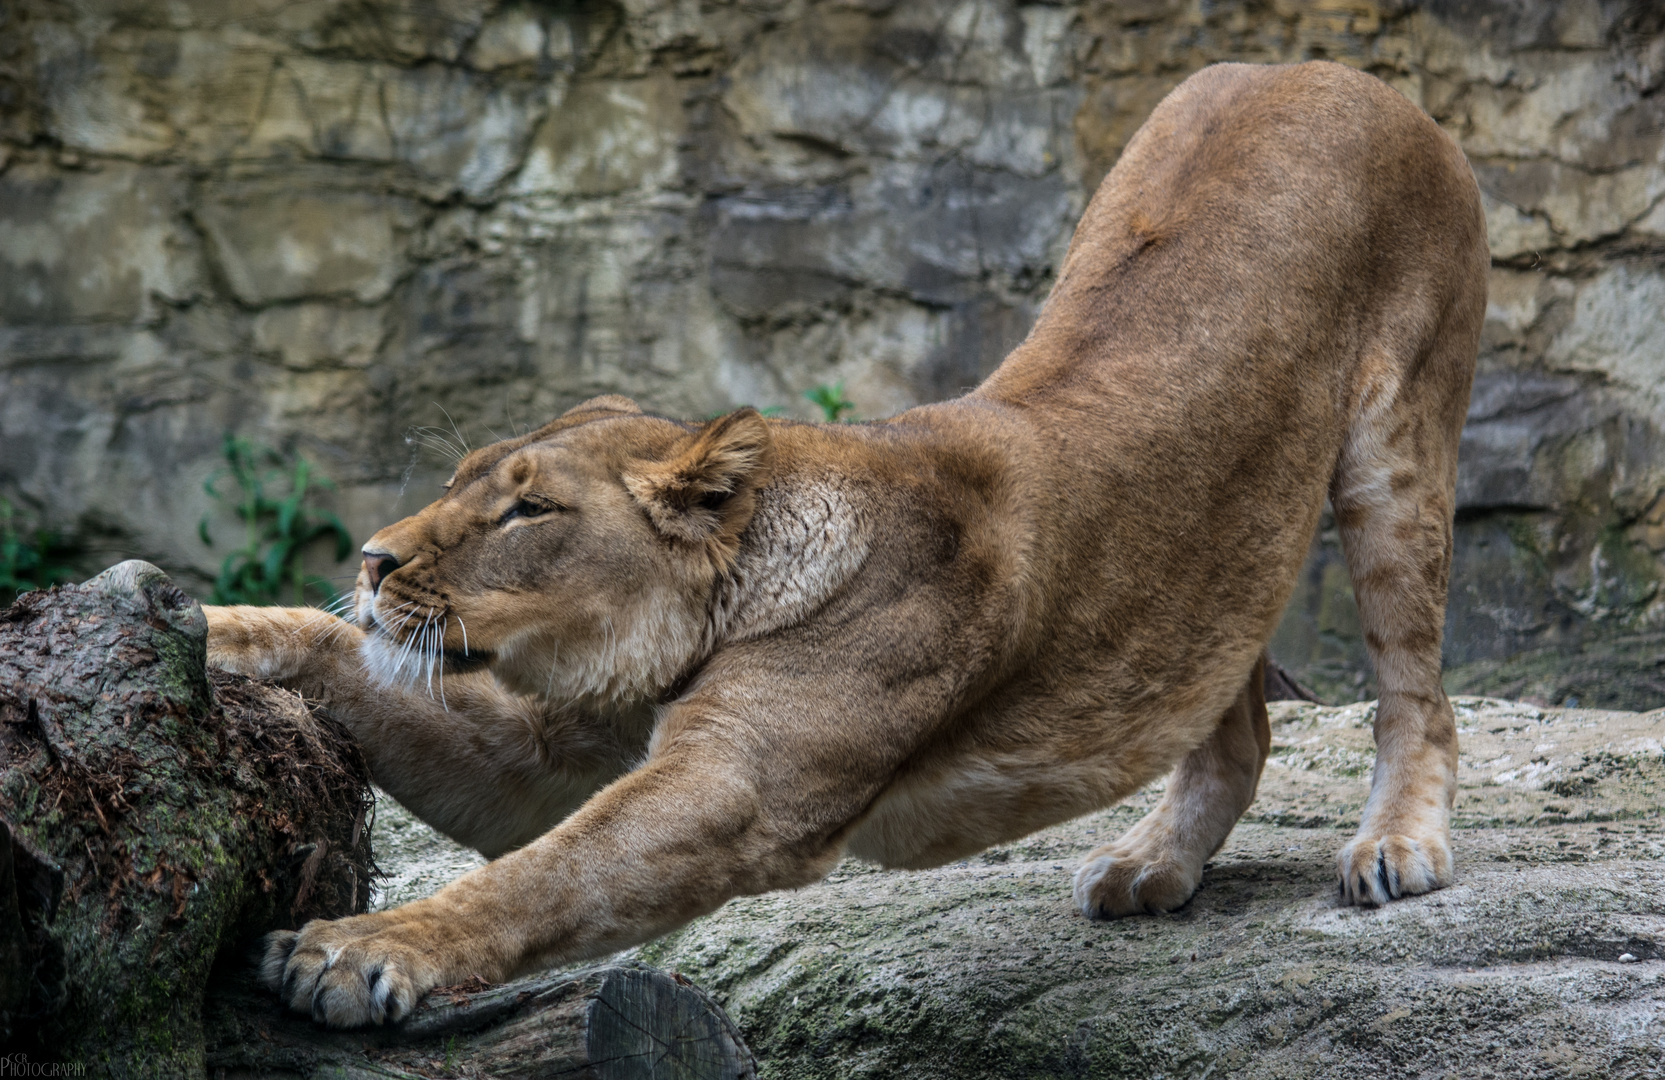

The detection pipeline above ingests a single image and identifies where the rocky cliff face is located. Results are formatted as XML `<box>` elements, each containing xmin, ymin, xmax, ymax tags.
<box><xmin>1</xmin><ymin>1</ymin><xmax>1663</xmax><ymax>704</ymax></box>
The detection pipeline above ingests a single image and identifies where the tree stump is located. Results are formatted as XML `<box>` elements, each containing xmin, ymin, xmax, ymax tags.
<box><xmin>0</xmin><ymin>562</ymin><xmax>756</xmax><ymax>1079</ymax></box>
<box><xmin>0</xmin><ymin>562</ymin><xmax>372</xmax><ymax>1073</ymax></box>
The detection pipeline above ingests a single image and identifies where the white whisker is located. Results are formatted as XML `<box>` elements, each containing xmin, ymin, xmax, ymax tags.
<box><xmin>312</xmin><ymin>615</ymin><xmax>351</xmax><ymax>646</ymax></box>
<box><xmin>298</xmin><ymin>607</ymin><xmax>350</xmax><ymax>648</ymax></box>
<box><xmin>418</xmin><ymin>614</ymin><xmax>436</xmax><ymax>691</ymax></box>
<box><xmin>422</xmin><ymin>612</ymin><xmax>436</xmax><ymax>695</ymax></box>
<box><xmin>423</xmin><ymin>615</ymin><xmax>438</xmax><ymax>697</ymax></box>
<box><xmin>436</xmin><ymin>616</ymin><xmax>449</xmax><ymax>712</ymax></box>
<box><xmin>411</xmin><ymin>427</ymin><xmax>466</xmax><ymax>463</ymax></box>
<box><xmin>392</xmin><ymin>608</ymin><xmax>423</xmax><ymax>678</ymax></box>
<box><xmin>436</xmin><ymin>404</ymin><xmax>471</xmax><ymax>456</ymax></box>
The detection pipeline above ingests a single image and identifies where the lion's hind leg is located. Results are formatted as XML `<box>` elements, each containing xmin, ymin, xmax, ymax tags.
<box><xmin>1073</xmin><ymin>658</ymin><xmax>1271</xmax><ymax>918</ymax></box>
<box><xmin>1330</xmin><ymin>352</ymin><xmax>1471</xmax><ymax>905</ymax></box>
<box><xmin>1329</xmin><ymin>484</ymin><xmax>1460</xmax><ymax>905</ymax></box>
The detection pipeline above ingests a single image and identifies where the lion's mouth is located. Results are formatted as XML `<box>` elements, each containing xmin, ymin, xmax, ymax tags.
<box><xmin>440</xmin><ymin>648</ymin><xmax>492</xmax><ymax>674</ymax></box>
<box><xmin>360</xmin><ymin>611</ymin><xmax>494</xmax><ymax>685</ymax></box>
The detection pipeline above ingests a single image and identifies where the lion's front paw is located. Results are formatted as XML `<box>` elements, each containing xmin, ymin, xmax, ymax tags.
<box><xmin>205</xmin><ymin>604</ymin><xmax>360</xmax><ymax>684</ymax></box>
<box><xmin>1073</xmin><ymin>850</ymin><xmax>1201</xmax><ymax>918</ymax></box>
<box><xmin>1335</xmin><ymin>832</ymin><xmax>1453</xmax><ymax>907</ymax></box>
<box><xmin>258</xmin><ymin>913</ymin><xmax>445</xmax><ymax>1028</ymax></box>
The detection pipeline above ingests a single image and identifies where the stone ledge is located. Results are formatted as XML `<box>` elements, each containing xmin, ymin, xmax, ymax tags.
<box><xmin>367</xmin><ymin>697</ymin><xmax>1663</xmax><ymax>1078</ymax></box>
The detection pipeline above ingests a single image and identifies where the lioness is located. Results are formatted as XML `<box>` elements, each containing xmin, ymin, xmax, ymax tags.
<box><xmin>207</xmin><ymin>60</ymin><xmax>1486</xmax><ymax>1028</ymax></box>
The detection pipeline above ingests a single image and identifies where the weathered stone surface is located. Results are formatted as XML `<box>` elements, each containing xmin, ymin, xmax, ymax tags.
<box><xmin>367</xmin><ymin>697</ymin><xmax>1664</xmax><ymax>1078</ymax></box>
<box><xmin>369</xmin><ymin>785</ymin><xmax>486</xmax><ymax>912</ymax></box>
<box><xmin>195</xmin><ymin>186</ymin><xmax>405</xmax><ymax>305</ymax></box>
<box><xmin>0</xmin><ymin>0</ymin><xmax>1663</xmax><ymax>705</ymax></box>
<box><xmin>251</xmin><ymin>303</ymin><xmax>386</xmax><ymax>371</ymax></box>
<box><xmin>0</xmin><ymin>162</ymin><xmax>202</xmax><ymax>322</ymax></box>
<box><xmin>513</xmin><ymin>72</ymin><xmax>684</xmax><ymax>196</ymax></box>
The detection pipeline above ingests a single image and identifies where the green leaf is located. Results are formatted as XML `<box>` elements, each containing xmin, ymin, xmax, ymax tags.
<box><xmin>0</xmin><ymin>498</ymin><xmax>80</xmax><ymax>605</ymax></box>
<box><xmin>197</xmin><ymin>435</ymin><xmax>355</xmax><ymax>606</ymax></box>
<box><xmin>803</xmin><ymin>382</ymin><xmax>857</xmax><ymax>423</ymax></box>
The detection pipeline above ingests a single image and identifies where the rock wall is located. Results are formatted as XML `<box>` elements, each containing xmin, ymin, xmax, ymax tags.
<box><xmin>1</xmin><ymin>1</ymin><xmax>1663</xmax><ymax>704</ymax></box>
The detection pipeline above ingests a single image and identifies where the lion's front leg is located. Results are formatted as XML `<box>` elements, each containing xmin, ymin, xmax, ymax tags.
<box><xmin>1074</xmin><ymin>658</ymin><xmax>1270</xmax><ymax>917</ymax></box>
<box><xmin>263</xmin><ymin>697</ymin><xmax>879</xmax><ymax>1026</ymax></box>
<box><xmin>210</xmin><ymin>605</ymin><xmax>634</xmax><ymax>857</ymax></box>
<box><xmin>205</xmin><ymin>604</ymin><xmax>366</xmax><ymax>690</ymax></box>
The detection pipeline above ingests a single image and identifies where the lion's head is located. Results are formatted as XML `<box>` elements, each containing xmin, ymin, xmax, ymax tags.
<box><xmin>353</xmin><ymin>396</ymin><xmax>775</xmax><ymax>704</ymax></box>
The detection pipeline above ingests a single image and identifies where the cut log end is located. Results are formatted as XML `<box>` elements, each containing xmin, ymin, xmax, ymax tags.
<box><xmin>588</xmin><ymin>966</ymin><xmax>756</xmax><ymax>1080</ymax></box>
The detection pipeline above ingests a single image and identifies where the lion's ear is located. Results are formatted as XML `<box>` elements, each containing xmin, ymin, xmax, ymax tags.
<box><xmin>623</xmin><ymin>409</ymin><xmax>774</xmax><ymax>561</ymax></box>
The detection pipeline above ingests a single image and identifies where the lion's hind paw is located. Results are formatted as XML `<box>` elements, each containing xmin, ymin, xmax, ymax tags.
<box><xmin>1335</xmin><ymin>833</ymin><xmax>1452</xmax><ymax>907</ymax></box>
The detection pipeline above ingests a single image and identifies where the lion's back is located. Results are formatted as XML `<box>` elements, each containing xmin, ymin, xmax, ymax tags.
<box><xmin>966</xmin><ymin>60</ymin><xmax>1486</xmax><ymax>724</ymax></box>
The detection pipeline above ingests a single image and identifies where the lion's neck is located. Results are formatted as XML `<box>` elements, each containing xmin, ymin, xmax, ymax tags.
<box><xmin>707</xmin><ymin>472</ymin><xmax>871</xmax><ymax>646</ymax></box>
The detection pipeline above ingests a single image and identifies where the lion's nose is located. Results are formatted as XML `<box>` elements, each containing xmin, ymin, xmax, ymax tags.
<box><xmin>363</xmin><ymin>551</ymin><xmax>402</xmax><ymax>594</ymax></box>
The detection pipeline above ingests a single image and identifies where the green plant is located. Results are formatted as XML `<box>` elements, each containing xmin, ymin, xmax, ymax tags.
<box><xmin>198</xmin><ymin>435</ymin><xmax>353</xmax><ymax>606</ymax></box>
<box><xmin>0</xmin><ymin>499</ymin><xmax>78</xmax><ymax>605</ymax></box>
<box><xmin>804</xmin><ymin>381</ymin><xmax>857</xmax><ymax>423</ymax></box>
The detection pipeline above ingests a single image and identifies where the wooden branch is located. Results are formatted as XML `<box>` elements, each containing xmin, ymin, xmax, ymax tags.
<box><xmin>204</xmin><ymin>961</ymin><xmax>757</xmax><ymax>1080</ymax></box>
<box><xmin>1263</xmin><ymin>655</ymin><xmax>1323</xmax><ymax>703</ymax></box>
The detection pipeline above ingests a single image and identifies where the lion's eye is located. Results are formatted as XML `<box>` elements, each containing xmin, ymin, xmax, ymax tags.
<box><xmin>500</xmin><ymin>497</ymin><xmax>560</xmax><ymax>525</ymax></box>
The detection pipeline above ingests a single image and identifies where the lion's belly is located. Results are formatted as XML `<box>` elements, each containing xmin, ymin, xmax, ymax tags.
<box><xmin>845</xmin><ymin>757</ymin><xmax>1129</xmax><ymax>868</ymax></box>
<box><xmin>845</xmin><ymin>701</ymin><xmax>1214</xmax><ymax>869</ymax></box>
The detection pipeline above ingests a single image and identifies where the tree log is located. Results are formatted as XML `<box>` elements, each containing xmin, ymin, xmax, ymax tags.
<box><xmin>0</xmin><ymin>562</ymin><xmax>755</xmax><ymax>1079</ymax></box>
<box><xmin>204</xmin><ymin>961</ymin><xmax>756</xmax><ymax>1080</ymax></box>
<box><xmin>1</xmin><ymin>818</ymin><xmax>33</xmax><ymax>1031</ymax></box>
<box><xmin>0</xmin><ymin>562</ymin><xmax>372</xmax><ymax>1072</ymax></box>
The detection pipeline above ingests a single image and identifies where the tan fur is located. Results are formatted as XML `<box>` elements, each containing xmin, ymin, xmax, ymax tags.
<box><xmin>205</xmin><ymin>61</ymin><xmax>1486</xmax><ymax>1028</ymax></box>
